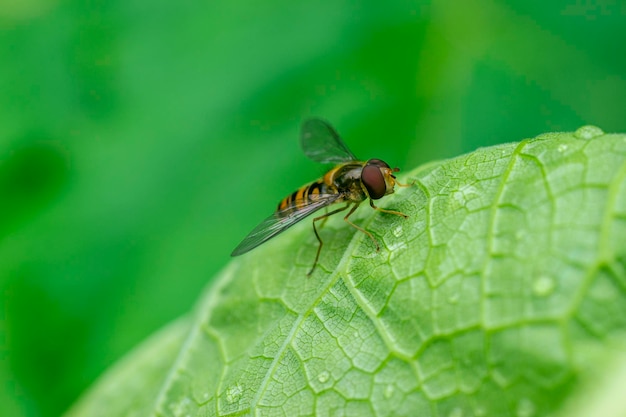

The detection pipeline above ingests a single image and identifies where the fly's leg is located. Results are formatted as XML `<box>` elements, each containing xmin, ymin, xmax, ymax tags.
<box><xmin>308</xmin><ymin>203</ymin><xmax>351</xmax><ymax>276</ymax></box>
<box><xmin>369</xmin><ymin>199</ymin><xmax>408</xmax><ymax>218</ymax></box>
<box><xmin>343</xmin><ymin>202</ymin><xmax>380</xmax><ymax>251</ymax></box>
<box><xmin>390</xmin><ymin>167</ymin><xmax>414</xmax><ymax>188</ymax></box>
<box><xmin>319</xmin><ymin>207</ymin><xmax>330</xmax><ymax>228</ymax></box>
<box><xmin>394</xmin><ymin>178</ymin><xmax>415</xmax><ymax>188</ymax></box>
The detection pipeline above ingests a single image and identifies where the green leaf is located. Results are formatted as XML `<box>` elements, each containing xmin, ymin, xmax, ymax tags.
<box><xmin>66</xmin><ymin>126</ymin><xmax>626</xmax><ymax>417</ymax></box>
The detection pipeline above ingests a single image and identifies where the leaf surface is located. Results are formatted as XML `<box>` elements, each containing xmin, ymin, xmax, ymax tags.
<box><xmin>67</xmin><ymin>127</ymin><xmax>626</xmax><ymax>417</ymax></box>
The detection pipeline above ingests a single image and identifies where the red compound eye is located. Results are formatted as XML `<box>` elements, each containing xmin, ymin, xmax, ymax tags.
<box><xmin>362</xmin><ymin>161</ymin><xmax>387</xmax><ymax>199</ymax></box>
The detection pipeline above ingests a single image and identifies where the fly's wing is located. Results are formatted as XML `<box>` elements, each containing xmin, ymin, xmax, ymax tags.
<box><xmin>231</xmin><ymin>193</ymin><xmax>342</xmax><ymax>256</ymax></box>
<box><xmin>300</xmin><ymin>118</ymin><xmax>358</xmax><ymax>164</ymax></box>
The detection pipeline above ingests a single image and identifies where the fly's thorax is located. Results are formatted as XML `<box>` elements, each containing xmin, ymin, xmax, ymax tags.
<box><xmin>323</xmin><ymin>161</ymin><xmax>364</xmax><ymax>192</ymax></box>
<box><xmin>322</xmin><ymin>162</ymin><xmax>363</xmax><ymax>188</ymax></box>
<box><xmin>318</xmin><ymin>161</ymin><xmax>366</xmax><ymax>203</ymax></box>
<box><xmin>361</xmin><ymin>158</ymin><xmax>398</xmax><ymax>200</ymax></box>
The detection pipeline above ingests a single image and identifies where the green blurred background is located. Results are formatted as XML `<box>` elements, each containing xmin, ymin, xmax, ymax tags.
<box><xmin>1</xmin><ymin>0</ymin><xmax>624</xmax><ymax>416</ymax></box>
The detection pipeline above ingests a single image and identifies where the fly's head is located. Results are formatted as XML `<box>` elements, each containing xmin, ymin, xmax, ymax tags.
<box><xmin>361</xmin><ymin>158</ymin><xmax>400</xmax><ymax>200</ymax></box>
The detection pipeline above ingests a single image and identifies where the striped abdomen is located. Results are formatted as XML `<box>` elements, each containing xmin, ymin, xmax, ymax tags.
<box><xmin>276</xmin><ymin>180</ymin><xmax>332</xmax><ymax>215</ymax></box>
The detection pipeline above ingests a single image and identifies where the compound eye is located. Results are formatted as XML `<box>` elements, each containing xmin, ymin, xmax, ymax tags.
<box><xmin>362</xmin><ymin>164</ymin><xmax>386</xmax><ymax>199</ymax></box>
<box><xmin>366</xmin><ymin>158</ymin><xmax>390</xmax><ymax>169</ymax></box>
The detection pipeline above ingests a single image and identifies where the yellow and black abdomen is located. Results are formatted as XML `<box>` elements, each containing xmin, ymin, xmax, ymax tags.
<box><xmin>276</xmin><ymin>180</ymin><xmax>330</xmax><ymax>215</ymax></box>
<box><xmin>275</xmin><ymin>162</ymin><xmax>367</xmax><ymax>216</ymax></box>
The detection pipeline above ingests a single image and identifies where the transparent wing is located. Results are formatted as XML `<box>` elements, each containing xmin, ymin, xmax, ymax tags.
<box><xmin>231</xmin><ymin>193</ymin><xmax>342</xmax><ymax>256</ymax></box>
<box><xmin>300</xmin><ymin>118</ymin><xmax>358</xmax><ymax>164</ymax></box>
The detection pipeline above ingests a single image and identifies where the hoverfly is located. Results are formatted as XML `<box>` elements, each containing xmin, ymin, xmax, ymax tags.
<box><xmin>231</xmin><ymin>118</ymin><xmax>409</xmax><ymax>275</ymax></box>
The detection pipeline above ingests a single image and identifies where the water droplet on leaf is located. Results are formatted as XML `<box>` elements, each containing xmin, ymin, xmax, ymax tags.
<box><xmin>168</xmin><ymin>397</ymin><xmax>192</xmax><ymax>416</ymax></box>
<box><xmin>574</xmin><ymin>125</ymin><xmax>604</xmax><ymax>140</ymax></box>
<box><xmin>384</xmin><ymin>384</ymin><xmax>395</xmax><ymax>398</ymax></box>
<box><xmin>317</xmin><ymin>371</ymin><xmax>330</xmax><ymax>383</ymax></box>
<box><xmin>532</xmin><ymin>276</ymin><xmax>555</xmax><ymax>297</ymax></box>
<box><xmin>226</xmin><ymin>384</ymin><xmax>243</xmax><ymax>404</ymax></box>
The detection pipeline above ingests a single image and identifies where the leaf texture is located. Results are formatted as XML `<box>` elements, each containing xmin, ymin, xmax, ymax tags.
<box><xmin>66</xmin><ymin>126</ymin><xmax>626</xmax><ymax>417</ymax></box>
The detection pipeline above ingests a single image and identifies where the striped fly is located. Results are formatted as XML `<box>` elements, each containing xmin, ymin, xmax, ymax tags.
<box><xmin>231</xmin><ymin>118</ymin><xmax>409</xmax><ymax>275</ymax></box>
